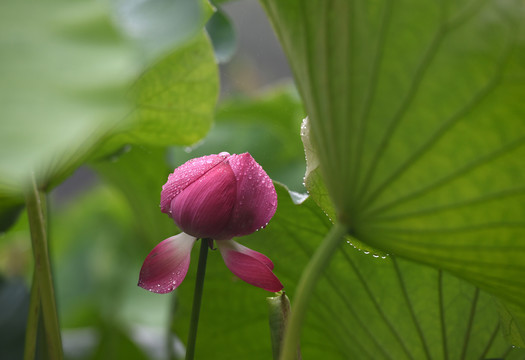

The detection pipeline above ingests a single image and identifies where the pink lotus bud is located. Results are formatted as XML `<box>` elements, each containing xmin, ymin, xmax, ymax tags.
<box><xmin>160</xmin><ymin>152</ymin><xmax>278</xmax><ymax>240</ymax></box>
<box><xmin>139</xmin><ymin>152</ymin><xmax>283</xmax><ymax>294</ymax></box>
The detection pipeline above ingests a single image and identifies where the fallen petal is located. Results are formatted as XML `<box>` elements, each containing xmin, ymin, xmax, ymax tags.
<box><xmin>224</xmin><ymin>153</ymin><xmax>278</xmax><ymax>237</ymax></box>
<box><xmin>138</xmin><ymin>233</ymin><xmax>197</xmax><ymax>294</ymax></box>
<box><xmin>218</xmin><ymin>240</ymin><xmax>283</xmax><ymax>292</ymax></box>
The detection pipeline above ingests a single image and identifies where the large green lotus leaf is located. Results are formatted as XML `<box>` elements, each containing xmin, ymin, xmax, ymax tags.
<box><xmin>171</xmin><ymin>185</ymin><xmax>524</xmax><ymax>359</ymax></box>
<box><xmin>302</xmin><ymin>117</ymin><xmax>386</xmax><ymax>257</ymax></box>
<box><xmin>498</xmin><ymin>299</ymin><xmax>525</xmax><ymax>348</ymax></box>
<box><xmin>0</xmin><ymin>0</ymin><xmax>217</xmax><ymax>197</ymax></box>
<box><xmin>259</xmin><ymin>0</ymin><xmax>525</xmax><ymax>313</ymax></box>
<box><xmin>0</xmin><ymin>0</ymin><xmax>135</xmax><ymax>192</ymax></box>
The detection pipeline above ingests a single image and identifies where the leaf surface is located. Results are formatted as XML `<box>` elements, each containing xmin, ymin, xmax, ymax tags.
<box><xmin>0</xmin><ymin>0</ymin><xmax>218</xmax><ymax>194</ymax></box>
<box><xmin>172</xmin><ymin>185</ymin><xmax>525</xmax><ymax>359</ymax></box>
<box><xmin>259</xmin><ymin>0</ymin><xmax>525</xmax><ymax>316</ymax></box>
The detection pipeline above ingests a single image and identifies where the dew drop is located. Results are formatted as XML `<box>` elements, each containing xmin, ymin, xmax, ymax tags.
<box><xmin>219</xmin><ymin>151</ymin><xmax>230</xmax><ymax>157</ymax></box>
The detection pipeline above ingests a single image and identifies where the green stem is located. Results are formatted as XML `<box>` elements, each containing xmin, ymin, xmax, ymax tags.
<box><xmin>25</xmin><ymin>174</ymin><xmax>63</xmax><ymax>360</ymax></box>
<box><xmin>24</xmin><ymin>271</ymin><xmax>40</xmax><ymax>360</ymax></box>
<box><xmin>279</xmin><ymin>223</ymin><xmax>347</xmax><ymax>360</ymax></box>
<box><xmin>166</xmin><ymin>291</ymin><xmax>178</xmax><ymax>360</ymax></box>
<box><xmin>185</xmin><ymin>238</ymin><xmax>209</xmax><ymax>360</ymax></box>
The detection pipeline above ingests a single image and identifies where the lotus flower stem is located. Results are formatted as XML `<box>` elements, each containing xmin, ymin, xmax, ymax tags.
<box><xmin>279</xmin><ymin>223</ymin><xmax>347</xmax><ymax>360</ymax></box>
<box><xmin>25</xmin><ymin>173</ymin><xmax>63</xmax><ymax>360</ymax></box>
<box><xmin>23</xmin><ymin>271</ymin><xmax>40</xmax><ymax>360</ymax></box>
<box><xmin>185</xmin><ymin>238</ymin><xmax>210</xmax><ymax>360</ymax></box>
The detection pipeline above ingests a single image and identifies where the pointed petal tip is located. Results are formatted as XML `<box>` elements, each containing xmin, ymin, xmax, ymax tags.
<box><xmin>218</xmin><ymin>240</ymin><xmax>283</xmax><ymax>292</ymax></box>
<box><xmin>138</xmin><ymin>233</ymin><xmax>196</xmax><ymax>294</ymax></box>
<box><xmin>264</xmin><ymin>279</ymin><xmax>284</xmax><ymax>293</ymax></box>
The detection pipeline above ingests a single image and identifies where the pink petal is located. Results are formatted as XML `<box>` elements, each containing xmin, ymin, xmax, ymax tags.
<box><xmin>170</xmin><ymin>161</ymin><xmax>236</xmax><ymax>239</ymax></box>
<box><xmin>160</xmin><ymin>153</ymin><xmax>229</xmax><ymax>214</ymax></box>
<box><xmin>138</xmin><ymin>233</ymin><xmax>197</xmax><ymax>294</ymax></box>
<box><xmin>217</xmin><ymin>240</ymin><xmax>283</xmax><ymax>292</ymax></box>
<box><xmin>223</xmin><ymin>153</ymin><xmax>278</xmax><ymax>238</ymax></box>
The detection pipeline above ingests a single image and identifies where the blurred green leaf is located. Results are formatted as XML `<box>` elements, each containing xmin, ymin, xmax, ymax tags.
<box><xmin>51</xmin><ymin>185</ymin><xmax>137</xmax><ymax>328</ymax></box>
<box><xmin>47</xmin><ymin>183</ymin><xmax>174</xmax><ymax>357</ymax></box>
<box><xmin>0</xmin><ymin>0</ymin><xmax>135</xmax><ymax>192</ymax></box>
<box><xmin>113</xmin><ymin>0</ymin><xmax>213</xmax><ymax>59</ymax></box>
<box><xmin>206</xmin><ymin>7</ymin><xmax>237</xmax><ymax>63</ymax></box>
<box><xmin>91</xmin><ymin>146</ymin><xmax>176</xmax><ymax>246</ymax></box>
<box><xmin>172</xmin><ymin>184</ymin><xmax>525</xmax><ymax>359</ymax></box>
<box><xmin>92</xmin><ymin>322</ymin><xmax>148</xmax><ymax>360</ymax></box>
<box><xmin>260</xmin><ymin>0</ymin><xmax>525</xmax><ymax>316</ymax></box>
<box><xmin>0</xmin><ymin>0</ymin><xmax>218</xmax><ymax>195</ymax></box>
<box><xmin>171</xmin><ymin>86</ymin><xmax>306</xmax><ymax>191</ymax></box>
<box><xmin>0</xmin><ymin>195</ymin><xmax>24</xmax><ymax>234</ymax></box>
<box><xmin>0</xmin><ymin>277</ymin><xmax>29</xmax><ymax>360</ymax></box>
<box><xmin>123</xmin><ymin>32</ymin><xmax>219</xmax><ymax>148</ymax></box>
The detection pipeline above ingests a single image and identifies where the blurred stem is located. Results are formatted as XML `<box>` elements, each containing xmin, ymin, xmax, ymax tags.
<box><xmin>24</xmin><ymin>271</ymin><xmax>40</xmax><ymax>360</ymax></box>
<box><xmin>185</xmin><ymin>238</ymin><xmax>210</xmax><ymax>360</ymax></box>
<box><xmin>279</xmin><ymin>223</ymin><xmax>346</xmax><ymax>360</ymax></box>
<box><xmin>25</xmin><ymin>174</ymin><xmax>63</xmax><ymax>360</ymax></box>
<box><xmin>166</xmin><ymin>291</ymin><xmax>178</xmax><ymax>360</ymax></box>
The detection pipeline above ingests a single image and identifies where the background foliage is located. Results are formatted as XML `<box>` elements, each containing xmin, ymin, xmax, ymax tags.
<box><xmin>1</xmin><ymin>0</ymin><xmax>525</xmax><ymax>359</ymax></box>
